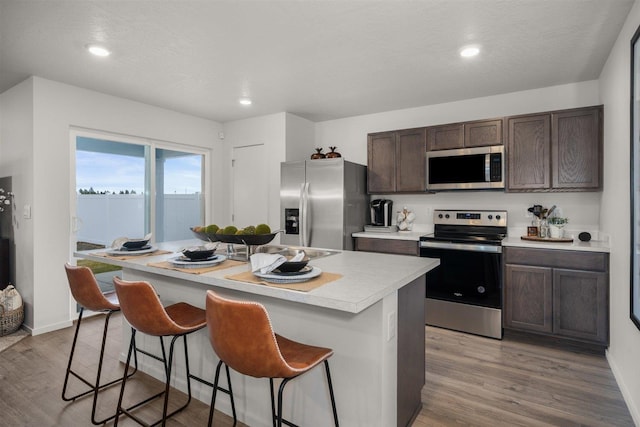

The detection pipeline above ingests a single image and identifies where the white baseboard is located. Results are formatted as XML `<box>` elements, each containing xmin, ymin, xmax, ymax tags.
<box><xmin>29</xmin><ymin>319</ymin><xmax>72</xmax><ymax>336</ymax></box>
<box><xmin>606</xmin><ymin>349</ymin><xmax>640</xmax><ymax>426</ymax></box>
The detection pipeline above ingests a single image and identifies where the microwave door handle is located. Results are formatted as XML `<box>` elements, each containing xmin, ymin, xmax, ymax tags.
<box><xmin>425</xmin><ymin>156</ymin><xmax>430</xmax><ymax>191</ymax></box>
<box><xmin>485</xmin><ymin>153</ymin><xmax>491</xmax><ymax>182</ymax></box>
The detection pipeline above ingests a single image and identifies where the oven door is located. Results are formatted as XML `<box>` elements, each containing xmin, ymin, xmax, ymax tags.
<box><xmin>420</xmin><ymin>241</ymin><xmax>502</xmax><ymax>309</ymax></box>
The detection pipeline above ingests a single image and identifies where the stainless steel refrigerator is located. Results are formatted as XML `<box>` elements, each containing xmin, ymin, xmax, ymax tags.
<box><xmin>280</xmin><ymin>158</ymin><xmax>367</xmax><ymax>250</ymax></box>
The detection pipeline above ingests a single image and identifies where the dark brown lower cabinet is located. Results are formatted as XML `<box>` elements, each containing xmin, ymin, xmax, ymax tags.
<box><xmin>354</xmin><ymin>237</ymin><xmax>419</xmax><ymax>256</ymax></box>
<box><xmin>504</xmin><ymin>247</ymin><xmax>609</xmax><ymax>346</ymax></box>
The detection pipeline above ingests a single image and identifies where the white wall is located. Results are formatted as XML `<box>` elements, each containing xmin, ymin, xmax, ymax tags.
<box><xmin>222</xmin><ymin>113</ymin><xmax>287</xmax><ymax>233</ymax></box>
<box><xmin>285</xmin><ymin>112</ymin><xmax>315</xmax><ymax>162</ymax></box>
<box><xmin>599</xmin><ymin>0</ymin><xmax>640</xmax><ymax>423</ymax></box>
<box><xmin>0</xmin><ymin>79</ymin><xmax>35</xmax><ymax>327</ymax></box>
<box><xmin>314</xmin><ymin>81</ymin><xmax>603</xmax><ymax>233</ymax></box>
<box><xmin>0</xmin><ymin>76</ymin><xmax>223</xmax><ymax>334</ymax></box>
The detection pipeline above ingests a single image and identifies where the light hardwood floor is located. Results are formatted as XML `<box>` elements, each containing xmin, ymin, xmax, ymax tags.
<box><xmin>0</xmin><ymin>313</ymin><xmax>634</xmax><ymax>426</ymax></box>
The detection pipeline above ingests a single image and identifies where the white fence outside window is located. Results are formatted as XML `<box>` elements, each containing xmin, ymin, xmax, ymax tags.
<box><xmin>77</xmin><ymin>194</ymin><xmax>201</xmax><ymax>246</ymax></box>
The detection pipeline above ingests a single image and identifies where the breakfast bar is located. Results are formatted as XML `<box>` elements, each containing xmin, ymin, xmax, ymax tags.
<box><xmin>75</xmin><ymin>240</ymin><xmax>439</xmax><ymax>427</ymax></box>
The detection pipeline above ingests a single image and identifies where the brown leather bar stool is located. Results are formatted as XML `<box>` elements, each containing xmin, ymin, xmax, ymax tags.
<box><xmin>62</xmin><ymin>263</ymin><xmax>137</xmax><ymax>425</ymax></box>
<box><xmin>113</xmin><ymin>277</ymin><xmax>235</xmax><ymax>427</ymax></box>
<box><xmin>205</xmin><ymin>290</ymin><xmax>339</xmax><ymax>427</ymax></box>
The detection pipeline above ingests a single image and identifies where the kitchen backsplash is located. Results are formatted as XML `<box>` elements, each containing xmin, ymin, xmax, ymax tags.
<box><xmin>378</xmin><ymin>191</ymin><xmax>602</xmax><ymax>237</ymax></box>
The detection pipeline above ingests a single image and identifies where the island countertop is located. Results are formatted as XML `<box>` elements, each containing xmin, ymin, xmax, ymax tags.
<box><xmin>75</xmin><ymin>239</ymin><xmax>439</xmax><ymax>314</ymax></box>
<box><xmin>75</xmin><ymin>239</ymin><xmax>438</xmax><ymax>426</ymax></box>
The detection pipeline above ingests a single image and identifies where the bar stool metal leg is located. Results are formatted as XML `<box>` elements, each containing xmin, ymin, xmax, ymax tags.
<box><xmin>61</xmin><ymin>308</ymin><xmax>137</xmax><ymax>425</ymax></box>
<box><xmin>115</xmin><ymin>330</ymin><xmax>207</xmax><ymax>427</ymax></box>
<box><xmin>269</xmin><ymin>361</ymin><xmax>339</xmax><ymax>427</ymax></box>
<box><xmin>207</xmin><ymin>360</ymin><xmax>237</xmax><ymax>427</ymax></box>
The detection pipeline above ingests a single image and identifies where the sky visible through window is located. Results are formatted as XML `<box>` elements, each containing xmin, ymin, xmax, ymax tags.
<box><xmin>76</xmin><ymin>151</ymin><xmax>202</xmax><ymax>194</ymax></box>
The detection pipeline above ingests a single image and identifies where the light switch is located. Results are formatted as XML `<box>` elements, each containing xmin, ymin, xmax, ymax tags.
<box><xmin>23</xmin><ymin>204</ymin><xmax>31</xmax><ymax>219</ymax></box>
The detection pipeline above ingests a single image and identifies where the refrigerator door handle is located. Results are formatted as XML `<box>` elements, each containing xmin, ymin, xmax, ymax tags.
<box><xmin>301</xmin><ymin>182</ymin><xmax>310</xmax><ymax>247</ymax></box>
<box><xmin>298</xmin><ymin>183</ymin><xmax>305</xmax><ymax>246</ymax></box>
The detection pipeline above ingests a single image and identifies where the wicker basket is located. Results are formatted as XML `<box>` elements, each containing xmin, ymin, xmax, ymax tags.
<box><xmin>0</xmin><ymin>303</ymin><xmax>24</xmax><ymax>336</ymax></box>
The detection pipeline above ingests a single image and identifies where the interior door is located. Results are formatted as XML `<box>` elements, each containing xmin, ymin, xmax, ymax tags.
<box><xmin>232</xmin><ymin>145</ymin><xmax>267</xmax><ymax>228</ymax></box>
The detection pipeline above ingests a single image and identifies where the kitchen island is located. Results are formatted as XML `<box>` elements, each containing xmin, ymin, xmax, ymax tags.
<box><xmin>75</xmin><ymin>240</ymin><xmax>439</xmax><ymax>427</ymax></box>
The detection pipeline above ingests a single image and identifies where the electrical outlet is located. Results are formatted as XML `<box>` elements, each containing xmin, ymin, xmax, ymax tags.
<box><xmin>387</xmin><ymin>311</ymin><xmax>396</xmax><ymax>341</ymax></box>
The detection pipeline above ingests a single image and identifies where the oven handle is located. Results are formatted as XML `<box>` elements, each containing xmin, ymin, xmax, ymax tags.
<box><xmin>419</xmin><ymin>240</ymin><xmax>502</xmax><ymax>253</ymax></box>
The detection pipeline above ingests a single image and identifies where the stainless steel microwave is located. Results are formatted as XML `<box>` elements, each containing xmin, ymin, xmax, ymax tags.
<box><xmin>426</xmin><ymin>145</ymin><xmax>505</xmax><ymax>191</ymax></box>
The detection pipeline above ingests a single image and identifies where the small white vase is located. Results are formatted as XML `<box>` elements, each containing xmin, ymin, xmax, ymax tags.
<box><xmin>549</xmin><ymin>225</ymin><xmax>564</xmax><ymax>238</ymax></box>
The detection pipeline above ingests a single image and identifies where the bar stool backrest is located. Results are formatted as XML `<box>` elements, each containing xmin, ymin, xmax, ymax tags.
<box><xmin>205</xmin><ymin>290</ymin><xmax>299</xmax><ymax>379</ymax></box>
<box><xmin>64</xmin><ymin>263</ymin><xmax>119</xmax><ymax>312</ymax></box>
<box><xmin>113</xmin><ymin>276</ymin><xmax>189</xmax><ymax>337</ymax></box>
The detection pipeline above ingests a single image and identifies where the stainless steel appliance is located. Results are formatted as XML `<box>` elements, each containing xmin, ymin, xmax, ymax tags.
<box><xmin>280</xmin><ymin>158</ymin><xmax>367</xmax><ymax>250</ymax></box>
<box><xmin>420</xmin><ymin>209</ymin><xmax>507</xmax><ymax>339</ymax></box>
<box><xmin>370</xmin><ymin>199</ymin><xmax>393</xmax><ymax>226</ymax></box>
<box><xmin>426</xmin><ymin>145</ymin><xmax>504</xmax><ymax>191</ymax></box>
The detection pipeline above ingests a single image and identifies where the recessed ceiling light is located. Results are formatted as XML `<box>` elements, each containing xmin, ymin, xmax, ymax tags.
<box><xmin>460</xmin><ymin>46</ymin><xmax>480</xmax><ymax>58</ymax></box>
<box><xmin>239</xmin><ymin>98</ymin><xmax>252</xmax><ymax>106</ymax></box>
<box><xmin>86</xmin><ymin>44</ymin><xmax>111</xmax><ymax>57</ymax></box>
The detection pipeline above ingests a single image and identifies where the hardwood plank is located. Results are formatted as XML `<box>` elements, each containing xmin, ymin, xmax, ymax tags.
<box><xmin>0</xmin><ymin>313</ymin><xmax>242</xmax><ymax>426</ymax></box>
<box><xmin>419</xmin><ymin>326</ymin><xmax>634</xmax><ymax>427</ymax></box>
<box><xmin>0</xmin><ymin>313</ymin><xmax>633</xmax><ymax>426</ymax></box>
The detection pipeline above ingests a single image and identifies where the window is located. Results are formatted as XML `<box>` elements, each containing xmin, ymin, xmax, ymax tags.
<box><xmin>71</xmin><ymin>131</ymin><xmax>207</xmax><ymax>255</ymax></box>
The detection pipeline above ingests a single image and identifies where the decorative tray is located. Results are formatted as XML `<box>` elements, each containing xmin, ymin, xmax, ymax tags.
<box><xmin>520</xmin><ymin>236</ymin><xmax>574</xmax><ymax>243</ymax></box>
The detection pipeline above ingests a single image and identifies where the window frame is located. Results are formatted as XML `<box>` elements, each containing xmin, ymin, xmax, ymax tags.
<box><xmin>630</xmin><ymin>25</ymin><xmax>640</xmax><ymax>330</ymax></box>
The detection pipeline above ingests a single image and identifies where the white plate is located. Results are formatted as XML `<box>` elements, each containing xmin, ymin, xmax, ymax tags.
<box><xmin>253</xmin><ymin>266</ymin><xmax>322</xmax><ymax>283</ymax></box>
<box><xmin>106</xmin><ymin>246</ymin><xmax>158</xmax><ymax>256</ymax></box>
<box><xmin>169</xmin><ymin>254</ymin><xmax>227</xmax><ymax>268</ymax></box>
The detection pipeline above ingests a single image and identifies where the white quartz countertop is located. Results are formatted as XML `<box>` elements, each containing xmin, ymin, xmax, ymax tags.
<box><xmin>75</xmin><ymin>239</ymin><xmax>439</xmax><ymax>314</ymax></box>
<box><xmin>501</xmin><ymin>235</ymin><xmax>610</xmax><ymax>253</ymax></box>
<box><xmin>353</xmin><ymin>229</ymin><xmax>610</xmax><ymax>253</ymax></box>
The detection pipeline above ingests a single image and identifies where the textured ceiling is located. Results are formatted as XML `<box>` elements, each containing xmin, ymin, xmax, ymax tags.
<box><xmin>0</xmin><ymin>0</ymin><xmax>634</xmax><ymax>123</ymax></box>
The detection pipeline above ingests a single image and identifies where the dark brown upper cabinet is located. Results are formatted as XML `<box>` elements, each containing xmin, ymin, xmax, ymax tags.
<box><xmin>551</xmin><ymin>107</ymin><xmax>602</xmax><ymax>190</ymax></box>
<box><xmin>367</xmin><ymin>128</ymin><xmax>426</xmax><ymax>193</ymax></box>
<box><xmin>506</xmin><ymin>105</ymin><xmax>602</xmax><ymax>192</ymax></box>
<box><xmin>426</xmin><ymin>123</ymin><xmax>463</xmax><ymax>150</ymax></box>
<box><xmin>507</xmin><ymin>114</ymin><xmax>551</xmax><ymax>190</ymax></box>
<box><xmin>465</xmin><ymin>119</ymin><xmax>504</xmax><ymax>148</ymax></box>
<box><xmin>427</xmin><ymin>118</ymin><xmax>503</xmax><ymax>151</ymax></box>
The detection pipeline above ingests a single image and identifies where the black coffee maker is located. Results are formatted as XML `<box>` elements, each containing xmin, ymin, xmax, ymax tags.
<box><xmin>370</xmin><ymin>199</ymin><xmax>393</xmax><ymax>226</ymax></box>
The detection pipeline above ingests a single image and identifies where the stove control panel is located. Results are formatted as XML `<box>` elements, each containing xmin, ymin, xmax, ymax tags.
<box><xmin>433</xmin><ymin>209</ymin><xmax>507</xmax><ymax>227</ymax></box>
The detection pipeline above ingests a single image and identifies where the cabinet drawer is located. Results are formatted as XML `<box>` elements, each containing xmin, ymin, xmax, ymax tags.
<box><xmin>355</xmin><ymin>237</ymin><xmax>419</xmax><ymax>256</ymax></box>
<box><xmin>504</xmin><ymin>247</ymin><xmax>608</xmax><ymax>272</ymax></box>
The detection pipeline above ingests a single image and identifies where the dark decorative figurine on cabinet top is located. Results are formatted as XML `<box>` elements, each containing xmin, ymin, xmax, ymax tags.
<box><xmin>310</xmin><ymin>148</ymin><xmax>326</xmax><ymax>159</ymax></box>
<box><xmin>326</xmin><ymin>146</ymin><xmax>341</xmax><ymax>158</ymax></box>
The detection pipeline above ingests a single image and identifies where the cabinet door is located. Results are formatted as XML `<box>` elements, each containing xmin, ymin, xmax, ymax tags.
<box><xmin>507</xmin><ymin>114</ymin><xmax>551</xmax><ymax>191</ymax></box>
<box><xmin>551</xmin><ymin>107</ymin><xmax>602</xmax><ymax>190</ymax></box>
<box><xmin>367</xmin><ymin>132</ymin><xmax>396</xmax><ymax>193</ymax></box>
<box><xmin>504</xmin><ymin>264</ymin><xmax>553</xmax><ymax>333</ymax></box>
<box><xmin>396</xmin><ymin>128</ymin><xmax>427</xmax><ymax>192</ymax></box>
<box><xmin>355</xmin><ymin>237</ymin><xmax>419</xmax><ymax>256</ymax></box>
<box><xmin>426</xmin><ymin>124</ymin><xmax>464</xmax><ymax>151</ymax></box>
<box><xmin>553</xmin><ymin>269</ymin><xmax>608</xmax><ymax>344</ymax></box>
<box><xmin>465</xmin><ymin>119</ymin><xmax>503</xmax><ymax>147</ymax></box>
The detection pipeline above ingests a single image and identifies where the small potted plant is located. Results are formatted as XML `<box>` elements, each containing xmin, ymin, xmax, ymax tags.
<box><xmin>547</xmin><ymin>216</ymin><xmax>568</xmax><ymax>238</ymax></box>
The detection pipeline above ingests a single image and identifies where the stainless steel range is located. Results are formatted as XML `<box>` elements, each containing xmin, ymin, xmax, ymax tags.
<box><xmin>419</xmin><ymin>209</ymin><xmax>507</xmax><ymax>339</ymax></box>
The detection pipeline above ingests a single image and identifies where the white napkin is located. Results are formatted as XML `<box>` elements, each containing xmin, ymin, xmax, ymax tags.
<box><xmin>250</xmin><ymin>253</ymin><xmax>287</xmax><ymax>274</ymax></box>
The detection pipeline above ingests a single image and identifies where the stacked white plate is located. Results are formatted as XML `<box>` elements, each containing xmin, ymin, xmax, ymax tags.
<box><xmin>106</xmin><ymin>246</ymin><xmax>157</xmax><ymax>256</ymax></box>
<box><xmin>253</xmin><ymin>266</ymin><xmax>322</xmax><ymax>284</ymax></box>
<box><xmin>169</xmin><ymin>254</ymin><xmax>227</xmax><ymax>269</ymax></box>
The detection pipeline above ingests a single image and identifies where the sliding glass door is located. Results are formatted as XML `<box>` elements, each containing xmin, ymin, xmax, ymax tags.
<box><xmin>71</xmin><ymin>130</ymin><xmax>207</xmax><ymax>279</ymax></box>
